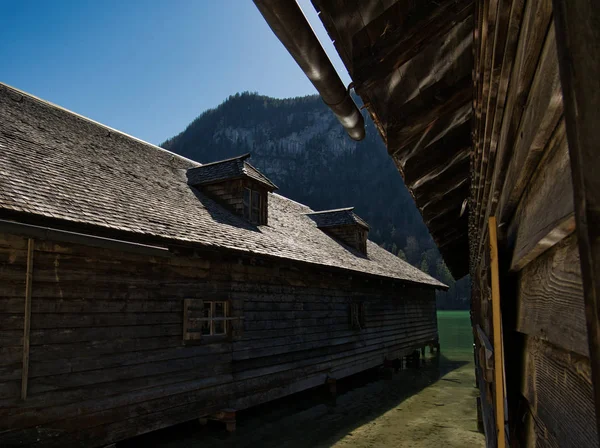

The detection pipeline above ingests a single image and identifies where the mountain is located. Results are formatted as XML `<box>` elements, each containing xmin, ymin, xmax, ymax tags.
<box><xmin>161</xmin><ymin>92</ymin><xmax>469</xmax><ymax>309</ymax></box>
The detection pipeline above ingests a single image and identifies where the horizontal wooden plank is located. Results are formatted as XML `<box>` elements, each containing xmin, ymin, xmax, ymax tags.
<box><xmin>521</xmin><ymin>336</ymin><xmax>598</xmax><ymax>447</ymax></box>
<box><xmin>517</xmin><ymin>234</ymin><xmax>586</xmax><ymax>356</ymax></box>
<box><xmin>27</xmin><ymin>353</ymin><xmax>232</xmax><ymax>395</ymax></box>
<box><xmin>28</xmin><ymin>324</ymin><xmax>182</xmax><ymax>345</ymax></box>
<box><xmin>499</xmin><ymin>24</ymin><xmax>564</xmax><ymax>222</ymax></box>
<box><xmin>233</xmin><ymin>324</ymin><xmax>436</xmax><ymax>361</ymax></box>
<box><xmin>28</xmin><ymin>342</ymin><xmax>232</xmax><ymax>379</ymax></box>
<box><xmin>0</xmin><ymin>312</ymin><xmax>182</xmax><ymax>330</ymax></box>
<box><xmin>1</xmin><ymin>373</ymin><xmax>234</xmax><ymax>443</ymax></box>
<box><xmin>28</xmin><ymin>335</ymin><xmax>185</xmax><ymax>362</ymax></box>
<box><xmin>233</xmin><ymin>328</ymin><xmax>437</xmax><ymax>381</ymax></box>
<box><xmin>0</xmin><ymin>298</ymin><xmax>183</xmax><ymax>314</ymax></box>
<box><xmin>509</xmin><ymin>120</ymin><xmax>574</xmax><ymax>271</ymax></box>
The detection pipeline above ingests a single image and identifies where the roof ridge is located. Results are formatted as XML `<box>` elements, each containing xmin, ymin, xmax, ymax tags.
<box><xmin>0</xmin><ymin>81</ymin><xmax>201</xmax><ymax>167</ymax></box>
<box><xmin>305</xmin><ymin>207</ymin><xmax>355</xmax><ymax>215</ymax></box>
<box><xmin>244</xmin><ymin>161</ymin><xmax>279</xmax><ymax>189</ymax></box>
<box><xmin>271</xmin><ymin>192</ymin><xmax>312</xmax><ymax>209</ymax></box>
<box><xmin>197</xmin><ymin>153</ymin><xmax>251</xmax><ymax>168</ymax></box>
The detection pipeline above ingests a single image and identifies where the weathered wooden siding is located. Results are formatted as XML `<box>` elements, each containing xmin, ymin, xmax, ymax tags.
<box><xmin>0</xmin><ymin>231</ymin><xmax>437</xmax><ymax>447</ymax></box>
<box><xmin>470</xmin><ymin>0</ymin><xmax>598</xmax><ymax>445</ymax></box>
<box><xmin>325</xmin><ymin>225</ymin><xmax>362</xmax><ymax>252</ymax></box>
<box><xmin>201</xmin><ymin>179</ymin><xmax>269</xmax><ymax>225</ymax></box>
<box><xmin>202</xmin><ymin>179</ymin><xmax>245</xmax><ymax>215</ymax></box>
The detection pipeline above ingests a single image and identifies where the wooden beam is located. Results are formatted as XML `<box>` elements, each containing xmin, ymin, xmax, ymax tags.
<box><xmin>474</xmin><ymin>0</ymin><xmax>553</xmax><ymax>266</ymax></box>
<box><xmin>428</xmin><ymin>207</ymin><xmax>468</xmax><ymax>235</ymax></box>
<box><xmin>20</xmin><ymin>238</ymin><xmax>34</xmax><ymax>400</ymax></box>
<box><xmin>521</xmin><ymin>336</ymin><xmax>598</xmax><ymax>447</ymax></box>
<box><xmin>388</xmin><ymin>76</ymin><xmax>472</xmax><ymax>155</ymax></box>
<box><xmin>489</xmin><ymin>217</ymin><xmax>506</xmax><ymax>448</ymax></box>
<box><xmin>421</xmin><ymin>182</ymin><xmax>470</xmax><ymax>223</ymax></box>
<box><xmin>390</xmin><ymin>102</ymin><xmax>472</xmax><ymax>167</ymax></box>
<box><xmin>409</xmin><ymin>147</ymin><xmax>470</xmax><ymax>191</ymax></box>
<box><xmin>508</xmin><ymin>120</ymin><xmax>575</xmax><ymax>271</ymax></box>
<box><xmin>418</xmin><ymin>176</ymin><xmax>470</xmax><ymax>213</ymax></box>
<box><xmin>436</xmin><ymin>229</ymin><xmax>468</xmax><ymax>250</ymax></box>
<box><xmin>352</xmin><ymin>0</ymin><xmax>474</xmax><ymax>88</ymax></box>
<box><xmin>403</xmin><ymin>121</ymin><xmax>472</xmax><ymax>187</ymax></box>
<box><xmin>552</xmin><ymin>0</ymin><xmax>600</xmax><ymax>438</ymax></box>
<box><xmin>472</xmin><ymin>0</ymin><xmax>522</xmax><ymax>223</ymax></box>
<box><xmin>497</xmin><ymin>24</ymin><xmax>563</xmax><ymax>223</ymax></box>
<box><xmin>517</xmin><ymin>234</ymin><xmax>587</xmax><ymax>356</ymax></box>
<box><xmin>413</xmin><ymin>157</ymin><xmax>470</xmax><ymax>202</ymax></box>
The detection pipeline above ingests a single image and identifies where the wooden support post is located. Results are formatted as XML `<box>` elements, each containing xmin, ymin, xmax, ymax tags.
<box><xmin>327</xmin><ymin>377</ymin><xmax>337</xmax><ymax>396</ymax></box>
<box><xmin>552</xmin><ymin>0</ymin><xmax>600</xmax><ymax>438</ymax></box>
<box><xmin>489</xmin><ymin>217</ymin><xmax>506</xmax><ymax>448</ymax></box>
<box><xmin>209</xmin><ymin>409</ymin><xmax>236</xmax><ymax>432</ymax></box>
<box><xmin>223</xmin><ymin>409</ymin><xmax>236</xmax><ymax>433</ymax></box>
<box><xmin>21</xmin><ymin>238</ymin><xmax>34</xmax><ymax>400</ymax></box>
<box><xmin>477</xmin><ymin>396</ymin><xmax>484</xmax><ymax>433</ymax></box>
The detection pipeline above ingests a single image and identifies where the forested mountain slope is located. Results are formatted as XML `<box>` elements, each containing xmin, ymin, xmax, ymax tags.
<box><xmin>162</xmin><ymin>92</ymin><xmax>469</xmax><ymax>309</ymax></box>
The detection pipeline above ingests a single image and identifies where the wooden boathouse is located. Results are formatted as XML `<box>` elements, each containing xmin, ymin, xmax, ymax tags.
<box><xmin>0</xmin><ymin>82</ymin><xmax>445</xmax><ymax>447</ymax></box>
<box><xmin>256</xmin><ymin>0</ymin><xmax>600</xmax><ymax>446</ymax></box>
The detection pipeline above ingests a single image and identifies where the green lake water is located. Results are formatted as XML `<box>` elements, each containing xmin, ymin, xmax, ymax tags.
<box><xmin>437</xmin><ymin>310</ymin><xmax>474</xmax><ymax>361</ymax></box>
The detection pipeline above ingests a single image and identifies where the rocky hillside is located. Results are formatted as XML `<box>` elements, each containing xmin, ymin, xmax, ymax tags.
<box><xmin>161</xmin><ymin>92</ymin><xmax>469</xmax><ymax>309</ymax></box>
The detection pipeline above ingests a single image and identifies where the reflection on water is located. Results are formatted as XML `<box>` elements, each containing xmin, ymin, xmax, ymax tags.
<box><xmin>120</xmin><ymin>311</ymin><xmax>481</xmax><ymax>448</ymax></box>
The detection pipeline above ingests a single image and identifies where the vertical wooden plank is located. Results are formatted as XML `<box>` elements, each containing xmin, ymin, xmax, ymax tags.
<box><xmin>489</xmin><ymin>217</ymin><xmax>506</xmax><ymax>447</ymax></box>
<box><xmin>20</xmin><ymin>238</ymin><xmax>34</xmax><ymax>400</ymax></box>
<box><xmin>552</xmin><ymin>0</ymin><xmax>600</xmax><ymax>438</ymax></box>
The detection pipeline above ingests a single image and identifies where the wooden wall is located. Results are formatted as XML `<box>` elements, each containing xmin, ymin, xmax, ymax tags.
<box><xmin>0</xmin><ymin>231</ymin><xmax>437</xmax><ymax>447</ymax></box>
<box><xmin>324</xmin><ymin>225</ymin><xmax>366</xmax><ymax>255</ymax></box>
<box><xmin>470</xmin><ymin>0</ymin><xmax>598</xmax><ymax>445</ymax></box>
<box><xmin>201</xmin><ymin>179</ymin><xmax>270</xmax><ymax>225</ymax></box>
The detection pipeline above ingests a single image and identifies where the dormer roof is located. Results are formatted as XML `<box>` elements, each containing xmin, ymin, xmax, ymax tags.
<box><xmin>305</xmin><ymin>207</ymin><xmax>369</xmax><ymax>230</ymax></box>
<box><xmin>187</xmin><ymin>153</ymin><xmax>278</xmax><ymax>191</ymax></box>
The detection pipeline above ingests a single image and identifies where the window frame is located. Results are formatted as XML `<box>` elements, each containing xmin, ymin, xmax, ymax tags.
<box><xmin>183</xmin><ymin>299</ymin><xmax>240</xmax><ymax>343</ymax></box>
<box><xmin>200</xmin><ymin>300</ymin><xmax>229</xmax><ymax>337</ymax></box>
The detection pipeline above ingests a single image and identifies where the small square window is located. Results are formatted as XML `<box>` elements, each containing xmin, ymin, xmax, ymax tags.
<box><xmin>183</xmin><ymin>299</ymin><xmax>230</xmax><ymax>341</ymax></box>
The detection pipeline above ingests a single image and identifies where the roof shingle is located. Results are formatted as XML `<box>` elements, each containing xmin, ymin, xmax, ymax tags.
<box><xmin>306</xmin><ymin>207</ymin><xmax>370</xmax><ymax>230</ymax></box>
<box><xmin>0</xmin><ymin>83</ymin><xmax>446</xmax><ymax>289</ymax></box>
<box><xmin>186</xmin><ymin>153</ymin><xmax>278</xmax><ymax>190</ymax></box>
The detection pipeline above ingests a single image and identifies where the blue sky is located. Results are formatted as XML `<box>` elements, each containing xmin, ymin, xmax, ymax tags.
<box><xmin>0</xmin><ymin>0</ymin><xmax>350</xmax><ymax>145</ymax></box>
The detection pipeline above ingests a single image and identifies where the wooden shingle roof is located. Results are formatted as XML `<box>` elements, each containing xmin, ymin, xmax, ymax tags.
<box><xmin>186</xmin><ymin>153</ymin><xmax>278</xmax><ymax>190</ymax></box>
<box><xmin>0</xmin><ymin>83</ymin><xmax>446</xmax><ymax>289</ymax></box>
<box><xmin>306</xmin><ymin>208</ymin><xmax>370</xmax><ymax>230</ymax></box>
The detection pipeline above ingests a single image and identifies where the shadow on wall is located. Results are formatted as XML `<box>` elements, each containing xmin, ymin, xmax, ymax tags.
<box><xmin>119</xmin><ymin>354</ymin><xmax>469</xmax><ymax>448</ymax></box>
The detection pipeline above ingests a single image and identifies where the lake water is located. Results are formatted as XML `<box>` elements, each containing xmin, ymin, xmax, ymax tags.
<box><xmin>121</xmin><ymin>310</ymin><xmax>483</xmax><ymax>448</ymax></box>
<box><xmin>438</xmin><ymin>310</ymin><xmax>476</xmax><ymax>361</ymax></box>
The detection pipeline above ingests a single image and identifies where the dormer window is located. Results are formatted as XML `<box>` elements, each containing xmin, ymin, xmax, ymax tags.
<box><xmin>306</xmin><ymin>207</ymin><xmax>370</xmax><ymax>255</ymax></box>
<box><xmin>187</xmin><ymin>154</ymin><xmax>277</xmax><ymax>226</ymax></box>
<box><xmin>243</xmin><ymin>187</ymin><xmax>261</xmax><ymax>224</ymax></box>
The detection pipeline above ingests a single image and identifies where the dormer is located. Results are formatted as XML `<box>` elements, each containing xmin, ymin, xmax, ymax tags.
<box><xmin>306</xmin><ymin>207</ymin><xmax>369</xmax><ymax>255</ymax></box>
<box><xmin>187</xmin><ymin>154</ymin><xmax>278</xmax><ymax>225</ymax></box>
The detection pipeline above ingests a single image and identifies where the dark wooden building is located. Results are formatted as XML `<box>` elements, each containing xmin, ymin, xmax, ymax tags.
<box><xmin>256</xmin><ymin>0</ymin><xmax>600</xmax><ymax>446</ymax></box>
<box><xmin>0</xmin><ymin>82</ymin><xmax>446</xmax><ymax>447</ymax></box>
